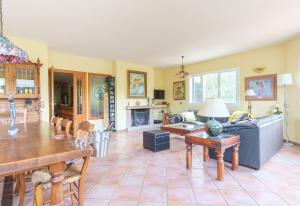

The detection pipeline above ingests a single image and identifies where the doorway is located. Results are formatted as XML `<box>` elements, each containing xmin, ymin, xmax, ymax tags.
<box><xmin>53</xmin><ymin>72</ymin><xmax>73</xmax><ymax>119</ymax></box>
<box><xmin>49</xmin><ymin>68</ymin><xmax>87</xmax><ymax>133</ymax></box>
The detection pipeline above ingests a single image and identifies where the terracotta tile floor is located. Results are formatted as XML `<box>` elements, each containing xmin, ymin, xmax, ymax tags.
<box><xmin>2</xmin><ymin>130</ymin><xmax>300</xmax><ymax>205</ymax></box>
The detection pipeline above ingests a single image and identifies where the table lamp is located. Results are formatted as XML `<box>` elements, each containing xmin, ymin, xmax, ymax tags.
<box><xmin>198</xmin><ymin>98</ymin><xmax>230</xmax><ymax>136</ymax></box>
<box><xmin>245</xmin><ymin>89</ymin><xmax>256</xmax><ymax>116</ymax></box>
<box><xmin>278</xmin><ymin>73</ymin><xmax>293</xmax><ymax>146</ymax></box>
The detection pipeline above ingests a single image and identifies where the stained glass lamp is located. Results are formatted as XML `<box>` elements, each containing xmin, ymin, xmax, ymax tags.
<box><xmin>0</xmin><ymin>36</ymin><xmax>29</xmax><ymax>63</ymax></box>
<box><xmin>0</xmin><ymin>0</ymin><xmax>29</xmax><ymax>63</ymax></box>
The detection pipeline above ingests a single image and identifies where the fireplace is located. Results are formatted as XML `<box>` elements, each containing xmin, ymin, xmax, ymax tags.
<box><xmin>131</xmin><ymin>109</ymin><xmax>150</xmax><ymax>126</ymax></box>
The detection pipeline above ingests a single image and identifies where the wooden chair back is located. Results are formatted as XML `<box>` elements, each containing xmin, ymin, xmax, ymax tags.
<box><xmin>162</xmin><ymin>113</ymin><xmax>171</xmax><ymax>125</ymax></box>
<box><xmin>50</xmin><ymin>116</ymin><xmax>63</xmax><ymax>129</ymax></box>
<box><xmin>15</xmin><ymin>107</ymin><xmax>27</xmax><ymax>123</ymax></box>
<box><xmin>80</xmin><ymin>156</ymin><xmax>90</xmax><ymax>176</ymax></box>
<box><xmin>78</xmin><ymin>121</ymin><xmax>94</xmax><ymax>132</ymax></box>
<box><xmin>59</xmin><ymin>119</ymin><xmax>72</xmax><ymax>137</ymax></box>
<box><xmin>23</xmin><ymin>108</ymin><xmax>27</xmax><ymax>123</ymax></box>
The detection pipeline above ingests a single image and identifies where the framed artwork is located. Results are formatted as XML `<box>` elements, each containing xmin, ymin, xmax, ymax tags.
<box><xmin>245</xmin><ymin>74</ymin><xmax>277</xmax><ymax>101</ymax></box>
<box><xmin>173</xmin><ymin>81</ymin><xmax>185</xmax><ymax>100</ymax></box>
<box><xmin>127</xmin><ymin>70</ymin><xmax>147</xmax><ymax>98</ymax></box>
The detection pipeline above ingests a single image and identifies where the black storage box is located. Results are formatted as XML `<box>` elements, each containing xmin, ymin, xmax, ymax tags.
<box><xmin>143</xmin><ymin>130</ymin><xmax>170</xmax><ymax>152</ymax></box>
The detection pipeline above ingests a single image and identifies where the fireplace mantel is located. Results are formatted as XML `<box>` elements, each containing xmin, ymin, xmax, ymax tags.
<box><xmin>126</xmin><ymin>105</ymin><xmax>167</xmax><ymax>110</ymax></box>
<box><xmin>126</xmin><ymin>105</ymin><xmax>167</xmax><ymax>130</ymax></box>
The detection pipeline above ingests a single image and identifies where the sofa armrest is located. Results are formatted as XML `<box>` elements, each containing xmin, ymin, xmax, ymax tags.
<box><xmin>258</xmin><ymin>117</ymin><xmax>283</xmax><ymax>167</ymax></box>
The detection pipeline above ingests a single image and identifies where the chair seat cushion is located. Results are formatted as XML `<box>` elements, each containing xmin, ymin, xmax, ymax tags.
<box><xmin>32</xmin><ymin>165</ymin><xmax>81</xmax><ymax>188</ymax></box>
<box><xmin>32</xmin><ymin>171</ymin><xmax>51</xmax><ymax>186</ymax></box>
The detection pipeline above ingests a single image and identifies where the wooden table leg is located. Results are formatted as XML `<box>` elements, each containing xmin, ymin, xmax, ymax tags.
<box><xmin>232</xmin><ymin>144</ymin><xmax>239</xmax><ymax>170</ymax></box>
<box><xmin>186</xmin><ymin>143</ymin><xmax>192</xmax><ymax>169</ymax></box>
<box><xmin>18</xmin><ymin>173</ymin><xmax>25</xmax><ymax>206</ymax></box>
<box><xmin>49</xmin><ymin>162</ymin><xmax>66</xmax><ymax>206</ymax></box>
<box><xmin>203</xmin><ymin>146</ymin><xmax>210</xmax><ymax>161</ymax></box>
<box><xmin>215</xmin><ymin>149</ymin><xmax>225</xmax><ymax>181</ymax></box>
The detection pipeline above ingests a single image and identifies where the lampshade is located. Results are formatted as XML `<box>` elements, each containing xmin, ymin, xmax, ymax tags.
<box><xmin>245</xmin><ymin>89</ymin><xmax>256</xmax><ymax>97</ymax></box>
<box><xmin>0</xmin><ymin>36</ymin><xmax>29</xmax><ymax>63</ymax></box>
<box><xmin>197</xmin><ymin>98</ymin><xmax>230</xmax><ymax>118</ymax></box>
<box><xmin>0</xmin><ymin>0</ymin><xmax>29</xmax><ymax>63</ymax></box>
<box><xmin>278</xmin><ymin>73</ymin><xmax>293</xmax><ymax>86</ymax></box>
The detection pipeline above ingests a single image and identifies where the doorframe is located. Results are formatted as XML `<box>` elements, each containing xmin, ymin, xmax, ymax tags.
<box><xmin>48</xmin><ymin>66</ymin><xmax>88</xmax><ymax>124</ymax></box>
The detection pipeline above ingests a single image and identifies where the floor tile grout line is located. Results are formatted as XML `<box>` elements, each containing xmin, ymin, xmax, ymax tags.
<box><xmin>107</xmin><ymin>173</ymin><xmax>126</xmax><ymax>206</ymax></box>
<box><xmin>187</xmin><ymin>165</ymin><xmax>198</xmax><ymax>205</ymax></box>
<box><xmin>227</xmin><ymin>169</ymin><xmax>260</xmax><ymax>206</ymax></box>
<box><xmin>205</xmin><ymin>166</ymin><xmax>230</xmax><ymax>206</ymax></box>
<box><xmin>137</xmin><ymin>165</ymin><xmax>147</xmax><ymax>206</ymax></box>
<box><xmin>233</xmin><ymin>169</ymin><xmax>291</xmax><ymax>206</ymax></box>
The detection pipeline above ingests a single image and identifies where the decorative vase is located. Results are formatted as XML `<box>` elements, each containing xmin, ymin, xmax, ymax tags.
<box><xmin>205</xmin><ymin>119</ymin><xmax>223</xmax><ymax>136</ymax></box>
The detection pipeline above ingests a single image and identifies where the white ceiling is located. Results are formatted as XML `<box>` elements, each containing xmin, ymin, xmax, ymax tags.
<box><xmin>4</xmin><ymin>0</ymin><xmax>300</xmax><ymax>68</ymax></box>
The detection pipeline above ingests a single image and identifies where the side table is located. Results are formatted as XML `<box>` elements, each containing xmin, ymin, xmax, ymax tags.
<box><xmin>185</xmin><ymin>132</ymin><xmax>240</xmax><ymax>181</ymax></box>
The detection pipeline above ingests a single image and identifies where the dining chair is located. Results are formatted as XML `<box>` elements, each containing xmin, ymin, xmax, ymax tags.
<box><xmin>58</xmin><ymin>118</ymin><xmax>72</xmax><ymax>138</ymax></box>
<box><xmin>31</xmin><ymin>129</ymin><xmax>90</xmax><ymax>206</ymax></box>
<box><xmin>50</xmin><ymin>116</ymin><xmax>63</xmax><ymax>129</ymax></box>
<box><xmin>78</xmin><ymin>121</ymin><xmax>95</xmax><ymax>132</ymax></box>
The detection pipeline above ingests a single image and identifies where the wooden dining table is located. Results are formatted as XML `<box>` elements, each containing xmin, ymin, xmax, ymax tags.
<box><xmin>0</xmin><ymin>122</ymin><xmax>93</xmax><ymax>206</ymax></box>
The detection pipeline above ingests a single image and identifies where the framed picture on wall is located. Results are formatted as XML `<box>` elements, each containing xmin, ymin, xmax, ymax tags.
<box><xmin>245</xmin><ymin>74</ymin><xmax>277</xmax><ymax>101</ymax></box>
<box><xmin>127</xmin><ymin>70</ymin><xmax>147</xmax><ymax>98</ymax></box>
<box><xmin>173</xmin><ymin>81</ymin><xmax>185</xmax><ymax>100</ymax></box>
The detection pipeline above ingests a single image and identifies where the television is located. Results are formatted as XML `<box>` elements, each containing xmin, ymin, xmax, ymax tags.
<box><xmin>154</xmin><ymin>90</ymin><xmax>165</xmax><ymax>99</ymax></box>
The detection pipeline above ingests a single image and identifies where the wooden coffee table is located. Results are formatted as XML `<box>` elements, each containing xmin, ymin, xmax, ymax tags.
<box><xmin>185</xmin><ymin>132</ymin><xmax>240</xmax><ymax>181</ymax></box>
<box><xmin>161</xmin><ymin>122</ymin><xmax>205</xmax><ymax>136</ymax></box>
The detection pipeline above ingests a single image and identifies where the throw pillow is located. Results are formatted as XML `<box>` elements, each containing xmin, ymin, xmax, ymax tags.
<box><xmin>228</xmin><ymin>111</ymin><xmax>248</xmax><ymax>123</ymax></box>
<box><xmin>181</xmin><ymin>111</ymin><xmax>196</xmax><ymax>123</ymax></box>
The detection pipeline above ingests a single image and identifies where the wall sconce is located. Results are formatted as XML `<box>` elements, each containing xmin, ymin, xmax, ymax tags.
<box><xmin>253</xmin><ymin>67</ymin><xmax>266</xmax><ymax>73</ymax></box>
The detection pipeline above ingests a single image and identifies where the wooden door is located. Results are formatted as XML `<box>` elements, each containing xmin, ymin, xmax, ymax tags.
<box><xmin>73</xmin><ymin>72</ymin><xmax>87</xmax><ymax>133</ymax></box>
<box><xmin>48</xmin><ymin>68</ymin><xmax>54</xmax><ymax>120</ymax></box>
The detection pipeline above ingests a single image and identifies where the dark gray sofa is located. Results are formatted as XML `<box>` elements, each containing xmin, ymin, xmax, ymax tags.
<box><xmin>209</xmin><ymin>115</ymin><xmax>283</xmax><ymax>170</ymax></box>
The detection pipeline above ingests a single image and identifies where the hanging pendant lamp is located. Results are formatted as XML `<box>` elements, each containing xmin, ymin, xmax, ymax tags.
<box><xmin>0</xmin><ymin>0</ymin><xmax>29</xmax><ymax>63</ymax></box>
<box><xmin>176</xmin><ymin>56</ymin><xmax>189</xmax><ymax>79</ymax></box>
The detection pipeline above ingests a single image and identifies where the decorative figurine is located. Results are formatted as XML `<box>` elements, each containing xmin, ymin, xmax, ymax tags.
<box><xmin>8</xmin><ymin>94</ymin><xmax>19</xmax><ymax>135</ymax></box>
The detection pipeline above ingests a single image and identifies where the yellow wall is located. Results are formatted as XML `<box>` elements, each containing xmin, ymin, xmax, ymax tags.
<box><xmin>153</xmin><ymin>69</ymin><xmax>165</xmax><ymax>90</ymax></box>
<box><xmin>48</xmin><ymin>50</ymin><xmax>114</xmax><ymax>75</ymax></box>
<box><xmin>115</xmin><ymin>61</ymin><xmax>155</xmax><ymax>130</ymax></box>
<box><xmin>283</xmin><ymin>36</ymin><xmax>300</xmax><ymax>143</ymax></box>
<box><xmin>161</xmin><ymin>44</ymin><xmax>285</xmax><ymax>118</ymax></box>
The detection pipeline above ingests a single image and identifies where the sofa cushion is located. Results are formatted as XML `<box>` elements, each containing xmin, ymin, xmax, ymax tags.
<box><xmin>181</xmin><ymin>111</ymin><xmax>196</xmax><ymax>123</ymax></box>
<box><xmin>167</xmin><ymin>114</ymin><xmax>183</xmax><ymax>124</ymax></box>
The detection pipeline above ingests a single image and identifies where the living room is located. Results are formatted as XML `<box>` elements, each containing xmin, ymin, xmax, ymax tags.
<box><xmin>0</xmin><ymin>1</ymin><xmax>300</xmax><ymax>206</ymax></box>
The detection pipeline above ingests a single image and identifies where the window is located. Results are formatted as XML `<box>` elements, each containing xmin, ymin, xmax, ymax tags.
<box><xmin>189</xmin><ymin>69</ymin><xmax>240</xmax><ymax>105</ymax></box>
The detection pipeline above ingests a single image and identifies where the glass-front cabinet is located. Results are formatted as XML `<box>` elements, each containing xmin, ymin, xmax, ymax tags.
<box><xmin>13</xmin><ymin>65</ymin><xmax>38</xmax><ymax>98</ymax></box>
<box><xmin>0</xmin><ymin>66</ymin><xmax>9</xmax><ymax>98</ymax></box>
<box><xmin>0</xmin><ymin>61</ymin><xmax>40</xmax><ymax>99</ymax></box>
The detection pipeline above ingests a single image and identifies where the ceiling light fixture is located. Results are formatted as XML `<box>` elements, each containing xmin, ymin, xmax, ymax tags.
<box><xmin>0</xmin><ymin>0</ymin><xmax>29</xmax><ymax>63</ymax></box>
<box><xmin>176</xmin><ymin>56</ymin><xmax>189</xmax><ymax>79</ymax></box>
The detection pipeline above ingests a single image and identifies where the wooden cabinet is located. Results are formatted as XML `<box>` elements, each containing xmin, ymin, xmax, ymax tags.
<box><xmin>0</xmin><ymin>65</ymin><xmax>10</xmax><ymax>98</ymax></box>
<box><xmin>0</xmin><ymin>59</ymin><xmax>42</xmax><ymax>123</ymax></box>
<box><xmin>0</xmin><ymin>60</ymin><xmax>41</xmax><ymax>99</ymax></box>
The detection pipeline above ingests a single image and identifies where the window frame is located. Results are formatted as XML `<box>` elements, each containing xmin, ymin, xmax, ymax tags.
<box><xmin>189</xmin><ymin>68</ymin><xmax>240</xmax><ymax>108</ymax></box>
<box><xmin>88</xmin><ymin>73</ymin><xmax>111</xmax><ymax>120</ymax></box>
